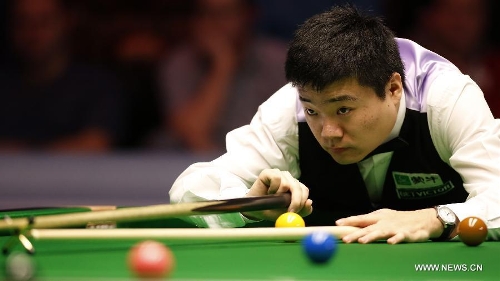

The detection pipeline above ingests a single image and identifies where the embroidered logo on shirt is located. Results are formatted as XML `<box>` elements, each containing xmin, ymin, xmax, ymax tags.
<box><xmin>392</xmin><ymin>172</ymin><xmax>455</xmax><ymax>199</ymax></box>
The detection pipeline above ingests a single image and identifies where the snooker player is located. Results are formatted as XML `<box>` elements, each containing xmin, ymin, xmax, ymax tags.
<box><xmin>169</xmin><ymin>5</ymin><xmax>500</xmax><ymax>243</ymax></box>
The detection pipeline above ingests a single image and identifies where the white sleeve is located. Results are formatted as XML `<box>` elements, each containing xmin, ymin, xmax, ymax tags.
<box><xmin>427</xmin><ymin>73</ymin><xmax>500</xmax><ymax>239</ymax></box>
<box><xmin>168</xmin><ymin>84</ymin><xmax>301</xmax><ymax>228</ymax></box>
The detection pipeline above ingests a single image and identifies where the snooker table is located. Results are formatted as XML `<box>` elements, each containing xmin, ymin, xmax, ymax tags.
<box><xmin>1</xmin><ymin>207</ymin><xmax>499</xmax><ymax>281</ymax></box>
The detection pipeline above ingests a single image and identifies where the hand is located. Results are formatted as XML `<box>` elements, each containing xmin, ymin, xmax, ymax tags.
<box><xmin>336</xmin><ymin>208</ymin><xmax>443</xmax><ymax>244</ymax></box>
<box><xmin>242</xmin><ymin>169</ymin><xmax>313</xmax><ymax>222</ymax></box>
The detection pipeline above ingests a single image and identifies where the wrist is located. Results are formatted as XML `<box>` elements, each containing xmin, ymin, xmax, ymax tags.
<box><xmin>431</xmin><ymin>205</ymin><xmax>460</xmax><ymax>241</ymax></box>
<box><xmin>427</xmin><ymin>208</ymin><xmax>445</xmax><ymax>239</ymax></box>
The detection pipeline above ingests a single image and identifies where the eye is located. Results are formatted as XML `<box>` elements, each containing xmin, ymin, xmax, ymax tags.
<box><xmin>305</xmin><ymin>108</ymin><xmax>317</xmax><ymax>116</ymax></box>
<box><xmin>337</xmin><ymin>107</ymin><xmax>351</xmax><ymax>115</ymax></box>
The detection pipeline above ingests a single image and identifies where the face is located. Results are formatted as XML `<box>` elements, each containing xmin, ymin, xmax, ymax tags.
<box><xmin>191</xmin><ymin>0</ymin><xmax>253</xmax><ymax>46</ymax></box>
<box><xmin>299</xmin><ymin>74</ymin><xmax>403</xmax><ymax>164</ymax></box>
<box><xmin>11</xmin><ymin>0</ymin><xmax>68</xmax><ymax>64</ymax></box>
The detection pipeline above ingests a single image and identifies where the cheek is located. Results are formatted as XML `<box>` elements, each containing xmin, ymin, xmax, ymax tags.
<box><xmin>361</xmin><ymin>112</ymin><xmax>379</xmax><ymax>131</ymax></box>
<box><xmin>349</xmin><ymin>109</ymin><xmax>386</xmax><ymax>144</ymax></box>
<box><xmin>357</xmin><ymin>104</ymin><xmax>394</xmax><ymax>140</ymax></box>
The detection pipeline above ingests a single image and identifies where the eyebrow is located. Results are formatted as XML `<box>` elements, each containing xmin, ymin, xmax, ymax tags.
<box><xmin>299</xmin><ymin>95</ymin><xmax>358</xmax><ymax>104</ymax></box>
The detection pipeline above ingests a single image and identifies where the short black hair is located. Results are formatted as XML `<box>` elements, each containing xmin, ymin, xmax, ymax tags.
<box><xmin>285</xmin><ymin>5</ymin><xmax>405</xmax><ymax>99</ymax></box>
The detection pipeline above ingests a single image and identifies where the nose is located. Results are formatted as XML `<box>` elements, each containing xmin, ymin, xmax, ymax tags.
<box><xmin>321</xmin><ymin>119</ymin><xmax>343</xmax><ymax>140</ymax></box>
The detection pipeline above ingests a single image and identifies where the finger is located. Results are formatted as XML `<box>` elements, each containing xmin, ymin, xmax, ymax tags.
<box><xmin>274</xmin><ymin>170</ymin><xmax>292</xmax><ymax>194</ymax></box>
<box><xmin>280</xmin><ymin>173</ymin><xmax>308</xmax><ymax>213</ymax></box>
<box><xmin>342</xmin><ymin>223</ymin><xmax>386</xmax><ymax>243</ymax></box>
<box><xmin>395</xmin><ymin>229</ymin><xmax>429</xmax><ymax>244</ymax></box>
<box><xmin>248</xmin><ymin>169</ymin><xmax>281</xmax><ymax>196</ymax></box>
<box><xmin>387</xmin><ymin>232</ymin><xmax>406</xmax><ymax>244</ymax></box>
<box><xmin>356</xmin><ymin>229</ymin><xmax>393</xmax><ymax>244</ymax></box>
<box><xmin>249</xmin><ymin>169</ymin><xmax>311</xmax><ymax>218</ymax></box>
<box><xmin>298</xmin><ymin>181</ymin><xmax>310</xmax><ymax>212</ymax></box>
<box><xmin>297</xmin><ymin>199</ymin><xmax>313</xmax><ymax>217</ymax></box>
<box><xmin>342</xmin><ymin>227</ymin><xmax>369</xmax><ymax>243</ymax></box>
<box><xmin>264</xmin><ymin>169</ymin><xmax>284</xmax><ymax>194</ymax></box>
<box><xmin>336</xmin><ymin>213</ymin><xmax>379</xmax><ymax>228</ymax></box>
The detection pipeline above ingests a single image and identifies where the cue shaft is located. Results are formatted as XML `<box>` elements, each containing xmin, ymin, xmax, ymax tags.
<box><xmin>0</xmin><ymin>194</ymin><xmax>291</xmax><ymax>231</ymax></box>
<box><xmin>29</xmin><ymin>226</ymin><xmax>360</xmax><ymax>241</ymax></box>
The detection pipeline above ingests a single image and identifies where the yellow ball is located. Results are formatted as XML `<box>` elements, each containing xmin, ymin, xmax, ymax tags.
<box><xmin>275</xmin><ymin>212</ymin><xmax>305</xmax><ymax>228</ymax></box>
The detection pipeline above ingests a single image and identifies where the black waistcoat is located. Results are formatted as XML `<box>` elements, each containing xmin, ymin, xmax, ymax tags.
<box><xmin>298</xmin><ymin>109</ymin><xmax>468</xmax><ymax>226</ymax></box>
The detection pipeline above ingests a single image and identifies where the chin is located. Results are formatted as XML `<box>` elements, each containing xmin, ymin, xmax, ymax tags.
<box><xmin>329</xmin><ymin>153</ymin><xmax>364</xmax><ymax>165</ymax></box>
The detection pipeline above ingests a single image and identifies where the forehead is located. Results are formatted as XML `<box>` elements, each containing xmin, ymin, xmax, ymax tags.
<box><xmin>298</xmin><ymin>78</ymin><xmax>375</xmax><ymax>101</ymax></box>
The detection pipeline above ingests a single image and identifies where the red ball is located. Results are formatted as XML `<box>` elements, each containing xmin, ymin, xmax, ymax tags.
<box><xmin>127</xmin><ymin>240</ymin><xmax>175</xmax><ymax>278</ymax></box>
<box><xmin>458</xmin><ymin>216</ymin><xmax>488</xmax><ymax>246</ymax></box>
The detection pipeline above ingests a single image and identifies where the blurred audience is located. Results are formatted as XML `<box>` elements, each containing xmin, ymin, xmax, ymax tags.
<box><xmin>255</xmin><ymin>0</ymin><xmax>381</xmax><ymax>40</ymax></box>
<box><xmin>112</xmin><ymin>28</ymin><xmax>165</xmax><ymax>149</ymax></box>
<box><xmin>385</xmin><ymin>0</ymin><xmax>500</xmax><ymax>117</ymax></box>
<box><xmin>82</xmin><ymin>0</ymin><xmax>193</xmax><ymax>149</ymax></box>
<box><xmin>0</xmin><ymin>0</ymin><xmax>125</xmax><ymax>152</ymax></box>
<box><xmin>1</xmin><ymin>0</ymin><xmax>497</xmax><ymax>154</ymax></box>
<box><xmin>155</xmin><ymin>0</ymin><xmax>288</xmax><ymax>153</ymax></box>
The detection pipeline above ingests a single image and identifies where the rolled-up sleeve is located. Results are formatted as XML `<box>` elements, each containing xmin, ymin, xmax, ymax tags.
<box><xmin>168</xmin><ymin>84</ymin><xmax>301</xmax><ymax>227</ymax></box>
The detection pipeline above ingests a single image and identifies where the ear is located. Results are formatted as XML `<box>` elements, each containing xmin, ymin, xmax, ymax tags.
<box><xmin>386</xmin><ymin>72</ymin><xmax>403</xmax><ymax>103</ymax></box>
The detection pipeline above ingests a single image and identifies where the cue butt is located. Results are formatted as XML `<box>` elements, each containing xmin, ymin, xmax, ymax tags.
<box><xmin>29</xmin><ymin>226</ymin><xmax>360</xmax><ymax>241</ymax></box>
<box><xmin>0</xmin><ymin>194</ymin><xmax>291</xmax><ymax>232</ymax></box>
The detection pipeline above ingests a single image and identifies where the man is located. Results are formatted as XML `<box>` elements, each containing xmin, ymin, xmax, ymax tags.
<box><xmin>404</xmin><ymin>0</ymin><xmax>500</xmax><ymax>118</ymax></box>
<box><xmin>157</xmin><ymin>0</ymin><xmax>287</xmax><ymax>153</ymax></box>
<box><xmin>169</xmin><ymin>5</ymin><xmax>500</xmax><ymax>243</ymax></box>
<box><xmin>0</xmin><ymin>0</ymin><xmax>123</xmax><ymax>152</ymax></box>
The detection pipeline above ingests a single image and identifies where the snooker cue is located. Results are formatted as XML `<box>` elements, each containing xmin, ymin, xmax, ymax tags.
<box><xmin>28</xmin><ymin>226</ymin><xmax>360</xmax><ymax>241</ymax></box>
<box><xmin>0</xmin><ymin>193</ymin><xmax>291</xmax><ymax>232</ymax></box>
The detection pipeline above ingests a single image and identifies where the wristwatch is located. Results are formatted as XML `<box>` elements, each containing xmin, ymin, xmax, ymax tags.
<box><xmin>432</xmin><ymin>205</ymin><xmax>460</xmax><ymax>241</ymax></box>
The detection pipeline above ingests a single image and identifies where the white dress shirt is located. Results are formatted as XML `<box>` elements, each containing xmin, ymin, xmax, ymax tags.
<box><xmin>169</xmin><ymin>74</ymin><xmax>500</xmax><ymax>239</ymax></box>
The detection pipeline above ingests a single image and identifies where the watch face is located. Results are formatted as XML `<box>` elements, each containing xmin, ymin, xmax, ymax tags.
<box><xmin>438</xmin><ymin>207</ymin><xmax>456</xmax><ymax>224</ymax></box>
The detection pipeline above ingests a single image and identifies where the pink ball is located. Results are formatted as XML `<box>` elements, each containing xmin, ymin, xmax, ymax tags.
<box><xmin>128</xmin><ymin>240</ymin><xmax>175</xmax><ymax>278</ymax></box>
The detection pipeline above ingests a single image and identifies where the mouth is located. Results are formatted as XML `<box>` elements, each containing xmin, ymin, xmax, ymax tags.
<box><xmin>327</xmin><ymin>147</ymin><xmax>349</xmax><ymax>154</ymax></box>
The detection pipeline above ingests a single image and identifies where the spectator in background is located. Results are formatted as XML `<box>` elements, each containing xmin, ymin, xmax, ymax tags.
<box><xmin>111</xmin><ymin>21</ymin><xmax>167</xmax><ymax>149</ymax></box>
<box><xmin>255</xmin><ymin>0</ymin><xmax>381</xmax><ymax>40</ymax></box>
<box><xmin>156</xmin><ymin>0</ymin><xmax>288</xmax><ymax>153</ymax></box>
<box><xmin>387</xmin><ymin>0</ymin><xmax>500</xmax><ymax>117</ymax></box>
<box><xmin>0</xmin><ymin>0</ymin><xmax>125</xmax><ymax>152</ymax></box>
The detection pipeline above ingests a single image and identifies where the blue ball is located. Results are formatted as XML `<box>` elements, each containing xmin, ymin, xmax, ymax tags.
<box><xmin>302</xmin><ymin>231</ymin><xmax>337</xmax><ymax>264</ymax></box>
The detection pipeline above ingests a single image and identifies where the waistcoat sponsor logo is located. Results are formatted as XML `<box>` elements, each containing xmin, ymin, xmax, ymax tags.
<box><xmin>392</xmin><ymin>172</ymin><xmax>455</xmax><ymax>199</ymax></box>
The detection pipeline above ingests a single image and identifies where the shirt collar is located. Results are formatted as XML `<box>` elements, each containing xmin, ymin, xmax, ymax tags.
<box><xmin>384</xmin><ymin>90</ymin><xmax>406</xmax><ymax>143</ymax></box>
